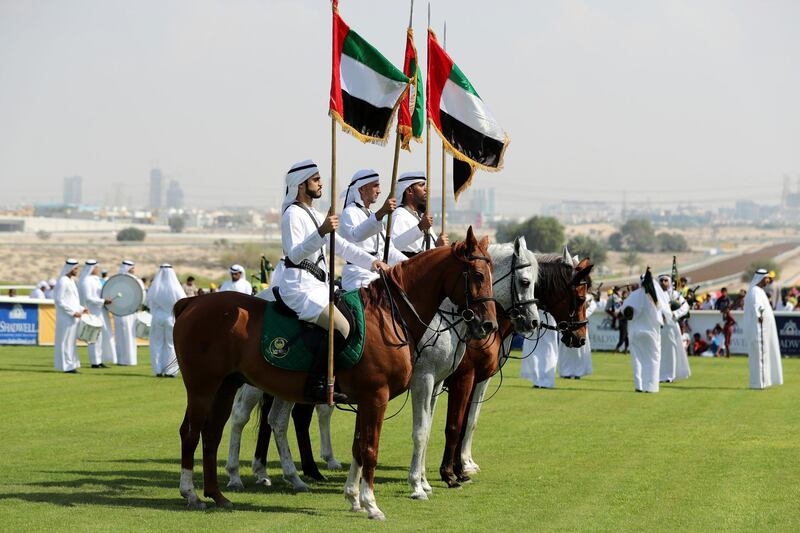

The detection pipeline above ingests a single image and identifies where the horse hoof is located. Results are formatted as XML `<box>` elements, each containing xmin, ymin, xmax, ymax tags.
<box><xmin>456</xmin><ymin>474</ymin><xmax>472</xmax><ymax>484</ymax></box>
<box><xmin>327</xmin><ymin>459</ymin><xmax>343</xmax><ymax>470</ymax></box>
<box><xmin>462</xmin><ymin>465</ymin><xmax>480</xmax><ymax>475</ymax></box>
<box><xmin>410</xmin><ymin>490</ymin><xmax>429</xmax><ymax>500</ymax></box>
<box><xmin>226</xmin><ymin>480</ymin><xmax>245</xmax><ymax>491</ymax></box>
<box><xmin>292</xmin><ymin>481</ymin><xmax>310</xmax><ymax>493</ymax></box>
<box><xmin>304</xmin><ymin>471</ymin><xmax>327</xmax><ymax>482</ymax></box>
<box><xmin>255</xmin><ymin>476</ymin><xmax>272</xmax><ymax>487</ymax></box>
<box><xmin>445</xmin><ymin>479</ymin><xmax>462</xmax><ymax>489</ymax></box>
<box><xmin>186</xmin><ymin>499</ymin><xmax>207</xmax><ymax>510</ymax></box>
<box><xmin>368</xmin><ymin>510</ymin><xmax>386</xmax><ymax>520</ymax></box>
<box><xmin>422</xmin><ymin>482</ymin><xmax>433</xmax><ymax>493</ymax></box>
<box><xmin>216</xmin><ymin>498</ymin><xmax>234</xmax><ymax>510</ymax></box>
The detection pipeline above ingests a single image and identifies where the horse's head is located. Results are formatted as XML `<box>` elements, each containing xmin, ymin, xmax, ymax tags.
<box><xmin>447</xmin><ymin>226</ymin><xmax>498</xmax><ymax>340</ymax></box>
<box><xmin>536</xmin><ymin>253</ymin><xmax>594</xmax><ymax>348</ymax></box>
<box><xmin>490</xmin><ymin>236</ymin><xmax>539</xmax><ymax>334</ymax></box>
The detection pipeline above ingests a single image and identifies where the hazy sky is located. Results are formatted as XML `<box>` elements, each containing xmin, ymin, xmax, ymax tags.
<box><xmin>2</xmin><ymin>0</ymin><xmax>799</xmax><ymax>214</ymax></box>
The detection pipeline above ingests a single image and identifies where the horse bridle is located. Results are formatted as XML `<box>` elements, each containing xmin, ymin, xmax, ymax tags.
<box><xmin>452</xmin><ymin>254</ymin><xmax>494</xmax><ymax>324</ymax></box>
<box><xmin>539</xmin><ymin>273</ymin><xmax>589</xmax><ymax>334</ymax></box>
<box><xmin>491</xmin><ymin>251</ymin><xmax>538</xmax><ymax>322</ymax></box>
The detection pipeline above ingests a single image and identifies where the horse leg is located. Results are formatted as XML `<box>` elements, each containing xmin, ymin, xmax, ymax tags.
<box><xmin>408</xmin><ymin>372</ymin><xmax>436</xmax><ymax>500</ymax></box>
<box><xmin>293</xmin><ymin>403</ymin><xmax>325</xmax><ymax>481</ymax></box>
<box><xmin>267</xmin><ymin>397</ymin><xmax>309</xmax><ymax>492</ymax></box>
<box><xmin>421</xmin><ymin>381</ymin><xmax>443</xmax><ymax>494</ymax></box>
<box><xmin>252</xmin><ymin>393</ymin><xmax>274</xmax><ymax>486</ymax></box>
<box><xmin>317</xmin><ymin>404</ymin><xmax>342</xmax><ymax>470</ymax></box>
<box><xmin>224</xmin><ymin>384</ymin><xmax>259</xmax><ymax>490</ymax></box>
<box><xmin>179</xmin><ymin>390</ymin><xmax>214</xmax><ymax>510</ymax></box>
<box><xmin>200</xmin><ymin>375</ymin><xmax>241</xmax><ymax>509</ymax></box>
<box><xmin>343</xmin><ymin>412</ymin><xmax>364</xmax><ymax>512</ymax></box>
<box><xmin>460</xmin><ymin>378</ymin><xmax>490</xmax><ymax>475</ymax></box>
<box><xmin>357</xmin><ymin>397</ymin><xmax>389</xmax><ymax>520</ymax></box>
<box><xmin>440</xmin><ymin>370</ymin><xmax>475</xmax><ymax>488</ymax></box>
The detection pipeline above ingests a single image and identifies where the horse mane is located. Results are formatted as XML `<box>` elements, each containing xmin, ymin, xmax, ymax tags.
<box><xmin>535</xmin><ymin>254</ymin><xmax>575</xmax><ymax>296</ymax></box>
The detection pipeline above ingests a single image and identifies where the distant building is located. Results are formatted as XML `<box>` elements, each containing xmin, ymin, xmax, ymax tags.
<box><xmin>149</xmin><ymin>168</ymin><xmax>163</xmax><ymax>210</ymax></box>
<box><xmin>63</xmin><ymin>176</ymin><xmax>82</xmax><ymax>205</ymax></box>
<box><xmin>166</xmin><ymin>179</ymin><xmax>184</xmax><ymax>209</ymax></box>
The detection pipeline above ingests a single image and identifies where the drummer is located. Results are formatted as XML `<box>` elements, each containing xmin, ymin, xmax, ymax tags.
<box><xmin>220</xmin><ymin>264</ymin><xmax>252</xmax><ymax>294</ymax></box>
<box><xmin>53</xmin><ymin>258</ymin><xmax>86</xmax><ymax>373</ymax></box>
<box><xmin>114</xmin><ymin>260</ymin><xmax>139</xmax><ymax>366</ymax></box>
<box><xmin>79</xmin><ymin>259</ymin><xmax>115</xmax><ymax>368</ymax></box>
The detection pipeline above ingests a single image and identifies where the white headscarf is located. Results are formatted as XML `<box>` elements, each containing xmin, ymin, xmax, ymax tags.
<box><xmin>658</xmin><ymin>273</ymin><xmax>673</xmax><ymax>292</ymax></box>
<box><xmin>78</xmin><ymin>259</ymin><xmax>97</xmax><ymax>305</ymax></box>
<box><xmin>48</xmin><ymin>279</ymin><xmax>56</xmax><ymax>288</ymax></box>
<box><xmin>38</xmin><ymin>280</ymin><xmax>49</xmax><ymax>290</ymax></box>
<box><xmin>750</xmin><ymin>268</ymin><xmax>768</xmax><ymax>288</ymax></box>
<box><xmin>341</xmin><ymin>169</ymin><xmax>380</xmax><ymax>207</ymax></box>
<box><xmin>58</xmin><ymin>258</ymin><xmax>79</xmax><ymax>278</ymax></box>
<box><xmin>395</xmin><ymin>171</ymin><xmax>425</xmax><ymax>204</ymax></box>
<box><xmin>119</xmin><ymin>260</ymin><xmax>134</xmax><ymax>274</ymax></box>
<box><xmin>282</xmin><ymin>160</ymin><xmax>320</xmax><ymax>212</ymax></box>
<box><xmin>145</xmin><ymin>264</ymin><xmax>186</xmax><ymax>309</ymax></box>
<box><xmin>230</xmin><ymin>264</ymin><xmax>245</xmax><ymax>276</ymax></box>
<box><xmin>79</xmin><ymin>259</ymin><xmax>97</xmax><ymax>285</ymax></box>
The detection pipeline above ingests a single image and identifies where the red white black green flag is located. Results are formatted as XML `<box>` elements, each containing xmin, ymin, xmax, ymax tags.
<box><xmin>397</xmin><ymin>27</ymin><xmax>424</xmax><ymax>151</ymax></box>
<box><xmin>330</xmin><ymin>5</ymin><xmax>410</xmax><ymax>145</ymax></box>
<box><xmin>426</xmin><ymin>29</ymin><xmax>509</xmax><ymax>198</ymax></box>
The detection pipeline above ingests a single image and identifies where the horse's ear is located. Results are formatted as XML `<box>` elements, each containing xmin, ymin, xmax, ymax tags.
<box><xmin>577</xmin><ymin>257</ymin><xmax>591</xmax><ymax>271</ymax></box>
<box><xmin>513</xmin><ymin>236</ymin><xmax>522</xmax><ymax>257</ymax></box>
<box><xmin>464</xmin><ymin>226</ymin><xmax>478</xmax><ymax>254</ymax></box>
<box><xmin>561</xmin><ymin>245</ymin><xmax>571</xmax><ymax>264</ymax></box>
<box><xmin>479</xmin><ymin>235</ymin><xmax>490</xmax><ymax>253</ymax></box>
<box><xmin>574</xmin><ymin>262</ymin><xmax>594</xmax><ymax>282</ymax></box>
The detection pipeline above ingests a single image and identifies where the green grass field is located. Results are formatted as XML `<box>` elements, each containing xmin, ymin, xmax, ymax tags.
<box><xmin>0</xmin><ymin>347</ymin><xmax>797</xmax><ymax>532</ymax></box>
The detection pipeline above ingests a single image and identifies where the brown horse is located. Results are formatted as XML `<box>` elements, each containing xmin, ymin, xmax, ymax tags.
<box><xmin>173</xmin><ymin>227</ymin><xmax>497</xmax><ymax>519</ymax></box>
<box><xmin>439</xmin><ymin>255</ymin><xmax>594</xmax><ymax>487</ymax></box>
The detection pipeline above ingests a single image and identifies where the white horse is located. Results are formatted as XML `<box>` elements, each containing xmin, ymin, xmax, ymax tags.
<box><xmin>224</xmin><ymin>238</ymin><xmax>538</xmax><ymax>502</ymax></box>
<box><xmin>404</xmin><ymin>238</ymin><xmax>539</xmax><ymax>500</ymax></box>
<box><xmin>225</xmin><ymin>387</ymin><xmax>341</xmax><ymax>492</ymax></box>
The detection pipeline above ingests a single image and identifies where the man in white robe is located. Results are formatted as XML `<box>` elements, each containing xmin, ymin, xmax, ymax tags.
<box><xmin>30</xmin><ymin>281</ymin><xmax>48</xmax><ymax>299</ymax></box>
<box><xmin>744</xmin><ymin>269</ymin><xmax>783</xmax><ymax>389</ymax></box>
<box><xmin>114</xmin><ymin>260</ymin><xmax>138</xmax><ymax>365</ymax></box>
<box><xmin>621</xmin><ymin>269</ymin><xmax>671</xmax><ymax>393</ymax></box>
<box><xmin>559</xmin><ymin>292</ymin><xmax>597</xmax><ymax>379</ymax></box>
<box><xmin>390</xmin><ymin>172</ymin><xmax>448</xmax><ymax>256</ymax></box>
<box><xmin>145</xmin><ymin>264</ymin><xmax>186</xmax><ymax>377</ymax></box>
<box><xmin>522</xmin><ymin>247</ymin><xmax>575</xmax><ymax>388</ymax></box>
<box><xmin>45</xmin><ymin>279</ymin><xmax>56</xmax><ymax>299</ymax></box>
<box><xmin>658</xmin><ymin>274</ymin><xmax>691</xmax><ymax>383</ymax></box>
<box><xmin>339</xmin><ymin>169</ymin><xmax>406</xmax><ymax>291</ymax></box>
<box><xmin>79</xmin><ymin>260</ymin><xmax>113</xmax><ymax>368</ymax></box>
<box><xmin>278</xmin><ymin>159</ymin><xmax>388</xmax><ymax>402</ymax></box>
<box><xmin>220</xmin><ymin>264</ymin><xmax>253</xmax><ymax>294</ymax></box>
<box><xmin>53</xmin><ymin>259</ymin><xmax>85</xmax><ymax>373</ymax></box>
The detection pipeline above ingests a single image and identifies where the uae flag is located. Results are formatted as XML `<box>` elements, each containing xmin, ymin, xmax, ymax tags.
<box><xmin>427</xmin><ymin>29</ymin><xmax>509</xmax><ymax>198</ymax></box>
<box><xmin>397</xmin><ymin>28</ymin><xmax>424</xmax><ymax>151</ymax></box>
<box><xmin>330</xmin><ymin>8</ymin><xmax>410</xmax><ymax>145</ymax></box>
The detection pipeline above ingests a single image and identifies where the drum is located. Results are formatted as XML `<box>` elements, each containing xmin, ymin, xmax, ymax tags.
<box><xmin>102</xmin><ymin>273</ymin><xmax>145</xmax><ymax>316</ymax></box>
<box><xmin>135</xmin><ymin>311</ymin><xmax>152</xmax><ymax>339</ymax></box>
<box><xmin>76</xmin><ymin>314</ymin><xmax>103</xmax><ymax>344</ymax></box>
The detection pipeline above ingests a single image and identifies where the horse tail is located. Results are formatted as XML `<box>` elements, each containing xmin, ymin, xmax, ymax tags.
<box><xmin>173</xmin><ymin>297</ymin><xmax>195</xmax><ymax>320</ymax></box>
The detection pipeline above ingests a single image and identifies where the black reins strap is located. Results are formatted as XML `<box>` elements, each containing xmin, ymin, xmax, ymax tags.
<box><xmin>291</xmin><ymin>202</ymin><xmax>326</xmax><ymax>267</ymax></box>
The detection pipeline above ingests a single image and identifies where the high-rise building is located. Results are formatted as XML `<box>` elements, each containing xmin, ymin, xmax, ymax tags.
<box><xmin>149</xmin><ymin>168</ymin><xmax>163</xmax><ymax>210</ymax></box>
<box><xmin>63</xmin><ymin>175</ymin><xmax>82</xmax><ymax>205</ymax></box>
<box><xmin>166</xmin><ymin>179</ymin><xmax>184</xmax><ymax>209</ymax></box>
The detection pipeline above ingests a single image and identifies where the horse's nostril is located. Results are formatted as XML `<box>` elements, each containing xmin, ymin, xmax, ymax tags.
<box><xmin>482</xmin><ymin>321</ymin><xmax>494</xmax><ymax>334</ymax></box>
<box><xmin>530</xmin><ymin>319</ymin><xmax>539</xmax><ymax>329</ymax></box>
<box><xmin>579</xmin><ymin>338</ymin><xmax>586</xmax><ymax>346</ymax></box>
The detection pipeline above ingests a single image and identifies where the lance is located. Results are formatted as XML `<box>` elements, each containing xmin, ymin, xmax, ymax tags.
<box><xmin>327</xmin><ymin>116</ymin><xmax>337</xmax><ymax>406</ymax></box>
<box><xmin>423</xmin><ymin>2</ymin><xmax>432</xmax><ymax>250</ymax></box>
<box><xmin>441</xmin><ymin>20</ymin><xmax>447</xmax><ymax>238</ymax></box>
<box><xmin>383</xmin><ymin>0</ymin><xmax>415</xmax><ymax>262</ymax></box>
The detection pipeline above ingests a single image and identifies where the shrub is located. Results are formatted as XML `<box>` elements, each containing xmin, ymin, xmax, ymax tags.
<box><xmin>116</xmin><ymin>227</ymin><xmax>146</xmax><ymax>242</ymax></box>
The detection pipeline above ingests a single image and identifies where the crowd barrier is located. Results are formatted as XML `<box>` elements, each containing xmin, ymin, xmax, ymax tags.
<box><xmin>0</xmin><ymin>297</ymin><xmax>148</xmax><ymax>346</ymax></box>
<box><xmin>588</xmin><ymin>309</ymin><xmax>800</xmax><ymax>356</ymax></box>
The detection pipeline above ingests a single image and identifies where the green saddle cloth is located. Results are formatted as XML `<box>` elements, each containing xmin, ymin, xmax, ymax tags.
<box><xmin>260</xmin><ymin>289</ymin><xmax>365</xmax><ymax>372</ymax></box>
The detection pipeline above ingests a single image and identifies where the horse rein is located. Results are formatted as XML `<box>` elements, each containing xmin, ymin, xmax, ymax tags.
<box><xmin>538</xmin><ymin>276</ymin><xmax>589</xmax><ymax>334</ymax></box>
<box><xmin>491</xmin><ymin>251</ymin><xmax>538</xmax><ymax>322</ymax></box>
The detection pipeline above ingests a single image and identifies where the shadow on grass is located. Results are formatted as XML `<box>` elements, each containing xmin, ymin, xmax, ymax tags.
<box><xmin>93</xmin><ymin>457</ymin><xmax>409</xmax><ymax>473</ymax></box>
<box><xmin>2</xmin><ymin>467</ymin><xmax>325</xmax><ymax>513</ymax></box>
<box><xmin>0</xmin><ymin>366</ymin><xmax>155</xmax><ymax>379</ymax></box>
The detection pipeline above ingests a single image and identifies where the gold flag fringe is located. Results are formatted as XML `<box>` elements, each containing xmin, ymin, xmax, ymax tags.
<box><xmin>330</xmin><ymin>84</ymin><xmax>410</xmax><ymax>147</ymax></box>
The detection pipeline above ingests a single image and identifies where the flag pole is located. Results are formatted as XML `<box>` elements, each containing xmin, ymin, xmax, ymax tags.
<box><xmin>424</xmin><ymin>2</ymin><xmax>431</xmax><ymax>250</ymax></box>
<box><xmin>440</xmin><ymin>20</ymin><xmax>447</xmax><ymax>238</ymax></box>
<box><xmin>383</xmin><ymin>0</ymin><xmax>415</xmax><ymax>263</ymax></box>
<box><xmin>327</xmin><ymin>116</ymin><xmax>337</xmax><ymax>406</ymax></box>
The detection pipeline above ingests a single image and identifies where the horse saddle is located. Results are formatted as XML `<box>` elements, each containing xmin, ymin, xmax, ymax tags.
<box><xmin>261</xmin><ymin>287</ymin><xmax>366</xmax><ymax>372</ymax></box>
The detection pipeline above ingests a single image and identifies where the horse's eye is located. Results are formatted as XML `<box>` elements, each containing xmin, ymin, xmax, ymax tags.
<box><xmin>473</xmin><ymin>271</ymin><xmax>484</xmax><ymax>283</ymax></box>
<box><xmin>520</xmin><ymin>279</ymin><xmax>531</xmax><ymax>287</ymax></box>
